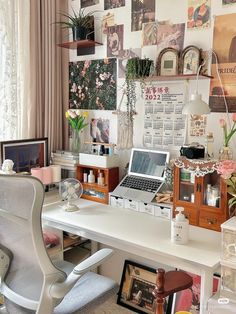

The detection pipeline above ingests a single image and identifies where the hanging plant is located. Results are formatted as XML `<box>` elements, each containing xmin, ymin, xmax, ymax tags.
<box><xmin>125</xmin><ymin>57</ymin><xmax>153</xmax><ymax>119</ymax></box>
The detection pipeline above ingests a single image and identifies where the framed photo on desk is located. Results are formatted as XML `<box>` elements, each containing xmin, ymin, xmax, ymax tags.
<box><xmin>117</xmin><ymin>260</ymin><xmax>173</xmax><ymax>314</ymax></box>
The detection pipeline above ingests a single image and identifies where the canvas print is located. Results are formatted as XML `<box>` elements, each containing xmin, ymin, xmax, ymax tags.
<box><xmin>104</xmin><ymin>0</ymin><xmax>125</xmax><ymax>10</ymax></box>
<box><xmin>209</xmin><ymin>13</ymin><xmax>236</xmax><ymax>112</ymax></box>
<box><xmin>222</xmin><ymin>0</ymin><xmax>236</xmax><ymax>5</ymax></box>
<box><xmin>102</xmin><ymin>12</ymin><xmax>114</xmax><ymax>34</ymax></box>
<box><xmin>118</xmin><ymin>48</ymin><xmax>141</xmax><ymax>78</ymax></box>
<box><xmin>131</xmin><ymin>0</ymin><xmax>155</xmax><ymax>32</ymax></box>
<box><xmin>173</xmin><ymin>272</ymin><xmax>219</xmax><ymax>314</ymax></box>
<box><xmin>69</xmin><ymin>58</ymin><xmax>117</xmax><ymax>110</ymax></box>
<box><xmin>81</xmin><ymin>0</ymin><xmax>99</xmax><ymax>8</ymax></box>
<box><xmin>117</xmin><ymin>260</ymin><xmax>173</xmax><ymax>314</ymax></box>
<box><xmin>107</xmin><ymin>24</ymin><xmax>124</xmax><ymax>57</ymax></box>
<box><xmin>142</xmin><ymin>22</ymin><xmax>158</xmax><ymax>46</ymax></box>
<box><xmin>187</xmin><ymin>0</ymin><xmax>211</xmax><ymax>29</ymax></box>
<box><xmin>90</xmin><ymin>118</ymin><xmax>110</xmax><ymax>143</ymax></box>
<box><xmin>156</xmin><ymin>22</ymin><xmax>185</xmax><ymax>58</ymax></box>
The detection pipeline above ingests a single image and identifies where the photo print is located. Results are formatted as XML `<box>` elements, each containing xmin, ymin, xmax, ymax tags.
<box><xmin>104</xmin><ymin>0</ymin><xmax>125</xmax><ymax>10</ymax></box>
<box><xmin>69</xmin><ymin>58</ymin><xmax>117</xmax><ymax>110</ymax></box>
<box><xmin>222</xmin><ymin>0</ymin><xmax>236</xmax><ymax>5</ymax></box>
<box><xmin>90</xmin><ymin>118</ymin><xmax>110</xmax><ymax>143</ymax></box>
<box><xmin>81</xmin><ymin>0</ymin><xmax>99</xmax><ymax>8</ymax></box>
<box><xmin>102</xmin><ymin>12</ymin><xmax>115</xmax><ymax>34</ymax></box>
<box><xmin>107</xmin><ymin>24</ymin><xmax>124</xmax><ymax>57</ymax></box>
<box><xmin>142</xmin><ymin>21</ymin><xmax>158</xmax><ymax>46</ymax></box>
<box><xmin>131</xmin><ymin>0</ymin><xmax>155</xmax><ymax>32</ymax></box>
<box><xmin>187</xmin><ymin>0</ymin><xmax>211</xmax><ymax>29</ymax></box>
<box><xmin>156</xmin><ymin>22</ymin><xmax>185</xmax><ymax>57</ymax></box>
<box><xmin>189</xmin><ymin>115</ymin><xmax>207</xmax><ymax>137</ymax></box>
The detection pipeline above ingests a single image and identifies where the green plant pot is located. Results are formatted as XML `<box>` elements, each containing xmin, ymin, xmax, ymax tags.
<box><xmin>72</xmin><ymin>26</ymin><xmax>87</xmax><ymax>41</ymax></box>
<box><xmin>126</xmin><ymin>58</ymin><xmax>153</xmax><ymax>79</ymax></box>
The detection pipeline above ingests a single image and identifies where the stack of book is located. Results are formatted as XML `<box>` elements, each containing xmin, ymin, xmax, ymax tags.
<box><xmin>51</xmin><ymin>150</ymin><xmax>79</xmax><ymax>171</ymax></box>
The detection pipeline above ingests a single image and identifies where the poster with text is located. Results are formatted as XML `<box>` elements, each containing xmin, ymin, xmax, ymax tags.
<box><xmin>187</xmin><ymin>0</ymin><xmax>211</xmax><ymax>29</ymax></box>
<box><xmin>143</xmin><ymin>82</ymin><xmax>186</xmax><ymax>150</ymax></box>
<box><xmin>104</xmin><ymin>0</ymin><xmax>125</xmax><ymax>10</ymax></box>
<box><xmin>209</xmin><ymin>14</ymin><xmax>236</xmax><ymax>112</ymax></box>
<box><xmin>69</xmin><ymin>58</ymin><xmax>117</xmax><ymax>110</ymax></box>
<box><xmin>131</xmin><ymin>0</ymin><xmax>155</xmax><ymax>32</ymax></box>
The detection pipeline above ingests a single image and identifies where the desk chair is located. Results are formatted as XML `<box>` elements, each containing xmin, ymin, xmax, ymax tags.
<box><xmin>0</xmin><ymin>174</ymin><xmax>118</xmax><ymax>314</ymax></box>
<box><xmin>153</xmin><ymin>268</ymin><xmax>193</xmax><ymax>314</ymax></box>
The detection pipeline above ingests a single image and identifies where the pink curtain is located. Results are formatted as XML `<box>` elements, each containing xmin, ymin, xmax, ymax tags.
<box><xmin>29</xmin><ymin>0</ymin><xmax>69</xmax><ymax>154</ymax></box>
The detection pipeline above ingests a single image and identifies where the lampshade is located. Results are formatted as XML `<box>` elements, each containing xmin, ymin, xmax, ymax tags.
<box><xmin>182</xmin><ymin>93</ymin><xmax>211</xmax><ymax>115</ymax></box>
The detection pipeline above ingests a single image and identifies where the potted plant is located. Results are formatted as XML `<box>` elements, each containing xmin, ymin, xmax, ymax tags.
<box><xmin>56</xmin><ymin>8</ymin><xmax>95</xmax><ymax>41</ymax></box>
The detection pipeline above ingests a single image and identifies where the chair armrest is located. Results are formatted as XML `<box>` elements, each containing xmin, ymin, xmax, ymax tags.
<box><xmin>73</xmin><ymin>248</ymin><xmax>113</xmax><ymax>275</ymax></box>
<box><xmin>49</xmin><ymin>248</ymin><xmax>113</xmax><ymax>299</ymax></box>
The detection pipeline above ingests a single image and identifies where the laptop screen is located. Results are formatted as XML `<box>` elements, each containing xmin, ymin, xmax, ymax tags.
<box><xmin>128</xmin><ymin>148</ymin><xmax>170</xmax><ymax>180</ymax></box>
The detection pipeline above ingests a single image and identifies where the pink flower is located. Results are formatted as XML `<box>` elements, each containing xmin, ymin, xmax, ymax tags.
<box><xmin>68</xmin><ymin>109</ymin><xmax>77</xmax><ymax>119</ymax></box>
<box><xmin>219</xmin><ymin>118</ymin><xmax>226</xmax><ymax>127</ymax></box>
<box><xmin>217</xmin><ymin>160</ymin><xmax>236</xmax><ymax>179</ymax></box>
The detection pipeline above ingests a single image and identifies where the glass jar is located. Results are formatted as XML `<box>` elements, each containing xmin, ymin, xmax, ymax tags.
<box><xmin>219</xmin><ymin>146</ymin><xmax>233</xmax><ymax>161</ymax></box>
<box><xmin>71</xmin><ymin>129</ymin><xmax>81</xmax><ymax>153</ymax></box>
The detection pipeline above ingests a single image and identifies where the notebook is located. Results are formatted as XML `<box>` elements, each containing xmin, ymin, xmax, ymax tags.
<box><xmin>112</xmin><ymin>148</ymin><xmax>170</xmax><ymax>203</ymax></box>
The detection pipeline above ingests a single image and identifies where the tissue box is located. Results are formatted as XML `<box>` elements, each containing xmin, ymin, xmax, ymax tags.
<box><xmin>79</xmin><ymin>153</ymin><xmax>119</xmax><ymax>168</ymax></box>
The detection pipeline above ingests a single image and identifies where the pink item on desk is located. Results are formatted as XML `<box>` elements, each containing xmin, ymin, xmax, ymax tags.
<box><xmin>31</xmin><ymin>168</ymin><xmax>43</xmax><ymax>181</ymax></box>
<box><xmin>42</xmin><ymin>167</ymin><xmax>52</xmax><ymax>185</ymax></box>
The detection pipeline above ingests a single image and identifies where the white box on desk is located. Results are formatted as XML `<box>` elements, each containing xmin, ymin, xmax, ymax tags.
<box><xmin>124</xmin><ymin>199</ymin><xmax>139</xmax><ymax>212</ymax></box>
<box><xmin>79</xmin><ymin>153</ymin><xmax>119</xmax><ymax>168</ymax></box>
<box><xmin>139</xmin><ymin>203</ymin><xmax>155</xmax><ymax>215</ymax></box>
<box><xmin>110</xmin><ymin>195</ymin><xmax>124</xmax><ymax>208</ymax></box>
<box><xmin>154</xmin><ymin>204</ymin><xmax>172</xmax><ymax>220</ymax></box>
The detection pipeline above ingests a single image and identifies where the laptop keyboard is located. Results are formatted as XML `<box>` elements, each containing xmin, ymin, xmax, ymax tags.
<box><xmin>120</xmin><ymin>176</ymin><xmax>162</xmax><ymax>192</ymax></box>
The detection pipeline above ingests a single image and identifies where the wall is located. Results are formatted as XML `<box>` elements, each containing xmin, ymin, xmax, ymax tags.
<box><xmin>68</xmin><ymin>0</ymin><xmax>236</xmax><ymax>280</ymax></box>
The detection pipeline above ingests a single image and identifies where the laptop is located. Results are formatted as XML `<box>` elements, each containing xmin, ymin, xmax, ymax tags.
<box><xmin>112</xmin><ymin>148</ymin><xmax>170</xmax><ymax>203</ymax></box>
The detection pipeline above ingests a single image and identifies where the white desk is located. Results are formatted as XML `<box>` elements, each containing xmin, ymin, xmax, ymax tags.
<box><xmin>42</xmin><ymin>197</ymin><xmax>221</xmax><ymax>314</ymax></box>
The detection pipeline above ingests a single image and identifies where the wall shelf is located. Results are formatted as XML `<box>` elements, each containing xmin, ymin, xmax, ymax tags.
<box><xmin>57</xmin><ymin>39</ymin><xmax>102</xmax><ymax>49</ymax></box>
<box><xmin>136</xmin><ymin>74</ymin><xmax>213</xmax><ymax>82</ymax></box>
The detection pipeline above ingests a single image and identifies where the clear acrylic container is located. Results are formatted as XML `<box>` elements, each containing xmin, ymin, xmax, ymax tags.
<box><xmin>221</xmin><ymin>217</ymin><xmax>236</xmax><ymax>263</ymax></box>
<box><xmin>220</xmin><ymin>261</ymin><xmax>236</xmax><ymax>301</ymax></box>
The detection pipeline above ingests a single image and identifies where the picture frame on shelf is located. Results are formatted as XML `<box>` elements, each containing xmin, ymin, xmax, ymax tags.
<box><xmin>181</xmin><ymin>45</ymin><xmax>202</xmax><ymax>75</ymax></box>
<box><xmin>117</xmin><ymin>260</ymin><xmax>173</xmax><ymax>314</ymax></box>
<box><xmin>156</xmin><ymin>47</ymin><xmax>179</xmax><ymax>76</ymax></box>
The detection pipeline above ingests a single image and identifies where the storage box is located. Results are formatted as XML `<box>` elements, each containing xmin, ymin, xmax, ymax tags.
<box><xmin>139</xmin><ymin>203</ymin><xmax>154</xmax><ymax>215</ymax></box>
<box><xmin>79</xmin><ymin>153</ymin><xmax>119</xmax><ymax>168</ymax></box>
<box><xmin>221</xmin><ymin>217</ymin><xmax>236</xmax><ymax>264</ymax></box>
<box><xmin>154</xmin><ymin>205</ymin><xmax>172</xmax><ymax>220</ymax></box>
<box><xmin>220</xmin><ymin>260</ymin><xmax>236</xmax><ymax>301</ymax></box>
<box><xmin>124</xmin><ymin>199</ymin><xmax>139</xmax><ymax>212</ymax></box>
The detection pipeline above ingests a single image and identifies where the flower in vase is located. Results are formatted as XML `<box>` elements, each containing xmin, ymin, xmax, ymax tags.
<box><xmin>219</xmin><ymin>113</ymin><xmax>236</xmax><ymax>147</ymax></box>
<box><xmin>65</xmin><ymin>109</ymin><xmax>88</xmax><ymax>133</ymax></box>
<box><xmin>217</xmin><ymin>159</ymin><xmax>236</xmax><ymax>216</ymax></box>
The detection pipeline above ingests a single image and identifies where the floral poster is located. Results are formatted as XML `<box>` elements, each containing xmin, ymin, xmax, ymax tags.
<box><xmin>69</xmin><ymin>58</ymin><xmax>117</xmax><ymax>111</ymax></box>
<box><xmin>104</xmin><ymin>0</ymin><xmax>125</xmax><ymax>10</ymax></box>
<box><xmin>209</xmin><ymin>14</ymin><xmax>236</xmax><ymax>112</ymax></box>
<box><xmin>131</xmin><ymin>0</ymin><xmax>155</xmax><ymax>32</ymax></box>
<box><xmin>107</xmin><ymin>24</ymin><xmax>124</xmax><ymax>57</ymax></box>
<box><xmin>90</xmin><ymin>118</ymin><xmax>110</xmax><ymax>143</ymax></box>
<box><xmin>187</xmin><ymin>0</ymin><xmax>211</xmax><ymax>29</ymax></box>
<box><xmin>81</xmin><ymin>0</ymin><xmax>99</xmax><ymax>8</ymax></box>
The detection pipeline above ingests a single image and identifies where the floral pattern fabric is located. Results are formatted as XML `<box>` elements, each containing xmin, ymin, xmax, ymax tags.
<box><xmin>69</xmin><ymin>58</ymin><xmax>117</xmax><ymax>110</ymax></box>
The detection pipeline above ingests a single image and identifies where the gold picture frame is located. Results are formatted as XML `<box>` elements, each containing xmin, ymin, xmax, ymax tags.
<box><xmin>156</xmin><ymin>47</ymin><xmax>179</xmax><ymax>76</ymax></box>
<box><xmin>181</xmin><ymin>45</ymin><xmax>202</xmax><ymax>75</ymax></box>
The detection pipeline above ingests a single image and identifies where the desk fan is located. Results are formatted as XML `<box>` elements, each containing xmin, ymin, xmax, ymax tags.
<box><xmin>59</xmin><ymin>178</ymin><xmax>83</xmax><ymax>212</ymax></box>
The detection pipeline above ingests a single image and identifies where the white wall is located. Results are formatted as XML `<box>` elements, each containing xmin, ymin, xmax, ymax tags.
<box><xmin>68</xmin><ymin>0</ymin><xmax>236</xmax><ymax>279</ymax></box>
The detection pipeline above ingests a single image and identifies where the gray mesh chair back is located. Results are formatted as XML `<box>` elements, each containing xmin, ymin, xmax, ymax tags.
<box><xmin>0</xmin><ymin>174</ymin><xmax>118</xmax><ymax>314</ymax></box>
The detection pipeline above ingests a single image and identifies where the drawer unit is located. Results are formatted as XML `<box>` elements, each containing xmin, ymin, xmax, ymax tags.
<box><xmin>110</xmin><ymin>195</ymin><xmax>124</xmax><ymax>208</ymax></box>
<box><xmin>124</xmin><ymin>199</ymin><xmax>139</xmax><ymax>212</ymax></box>
<box><xmin>199</xmin><ymin>210</ymin><xmax>224</xmax><ymax>231</ymax></box>
<box><xmin>139</xmin><ymin>203</ymin><xmax>154</xmax><ymax>215</ymax></box>
<box><xmin>154</xmin><ymin>205</ymin><xmax>172</xmax><ymax>220</ymax></box>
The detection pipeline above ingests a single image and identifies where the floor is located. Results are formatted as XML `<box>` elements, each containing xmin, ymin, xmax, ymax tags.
<box><xmin>0</xmin><ymin>296</ymin><xmax>135</xmax><ymax>314</ymax></box>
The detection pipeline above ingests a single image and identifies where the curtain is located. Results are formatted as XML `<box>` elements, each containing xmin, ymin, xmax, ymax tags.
<box><xmin>0</xmin><ymin>0</ymin><xmax>30</xmax><ymax>140</ymax></box>
<box><xmin>30</xmin><ymin>0</ymin><xmax>69</xmax><ymax>154</ymax></box>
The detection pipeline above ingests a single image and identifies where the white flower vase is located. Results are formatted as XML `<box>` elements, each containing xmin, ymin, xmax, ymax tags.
<box><xmin>71</xmin><ymin>129</ymin><xmax>81</xmax><ymax>154</ymax></box>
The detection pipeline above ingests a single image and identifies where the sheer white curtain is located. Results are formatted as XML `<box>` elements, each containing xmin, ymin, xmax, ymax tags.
<box><xmin>0</xmin><ymin>0</ymin><xmax>30</xmax><ymax>140</ymax></box>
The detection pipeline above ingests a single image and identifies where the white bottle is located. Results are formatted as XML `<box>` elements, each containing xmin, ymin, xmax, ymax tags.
<box><xmin>88</xmin><ymin>170</ymin><xmax>95</xmax><ymax>183</ymax></box>
<box><xmin>97</xmin><ymin>172</ymin><xmax>104</xmax><ymax>185</ymax></box>
<box><xmin>171</xmin><ymin>207</ymin><xmax>189</xmax><ymax>245</ymax></box>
